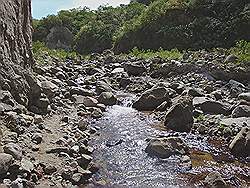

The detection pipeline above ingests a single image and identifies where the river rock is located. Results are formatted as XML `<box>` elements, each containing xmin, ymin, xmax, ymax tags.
<box><xmin>3</xmin><ymin>143</ymin><xmax>22</xmax><ymax>160</ymax></box>
<box><xmin>98</xmin><ymin>92</ymin><xmax>117</xmax><ymax>106</ymax></box>
<box><xmin>164</xmin><ymin>103</ymin><xmax>193</xmax><ymax>132</ymax></box>
<box><xmin>193</xmin><ymin>97</ymin><xmax>230</xmax><ymax>115</ymax></box>
<box><xmin>229</xmin><ymin>127</ymin><xmax>250</xmax><ymax>157</ymax></box>
<box><xmin>40</xmin><ymin>80</ymin><xmax>59</xmax><ymax>99</ymax></box>
<box><xmin>0</xmin><ymin>153</ymin><xmax>14</xmax><ymax>175</ymax></box>
<box><xmin>238</xmin><ymin>92</ymin><xmax>250</xmax><ymax>102</ymax></box>
<box><xmin>133</xmin><ymin>87</ymin><xmax>170</xmax><ymax>111</ymax></box>
<box><xmin>70</xmin><ymin>87</ymin><xmax>94</xmax><ymax>96</ymax></box>
<box><xmin>204</xmin><ymin>172</ymin><xmax>227</xmax><ymax>188</ymax></box>
<box><xmin>96</xmin><ymin>81</ymin><xmax>113</xmax><ymax>95</ymax></box>
<box><xmin>232</xmin><ymin>105</ymin><xmax>250</xmax><ymax>118</ymax></box>
<box><xmin>124</xmin><ymin>62</ymin><xmax>147</xmax><ymax>76</ymax></box>
<box><xmin>145</xmin><ymin>137</ymin><xmax>189</xmax><ymax>158</ymax></box>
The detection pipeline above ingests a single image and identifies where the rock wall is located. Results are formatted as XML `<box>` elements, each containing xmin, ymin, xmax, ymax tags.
<box><xmin>0</xmin><ymin>0</ymin><xmax>40</xmax><ymax>107</ymax></box>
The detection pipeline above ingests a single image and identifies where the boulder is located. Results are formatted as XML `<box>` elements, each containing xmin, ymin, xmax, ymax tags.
<box><xmin>0</xmin><ymin>153</ymin><xmax>14</xmax><ymax>175</ymax></box>
<box><xmin>193</xmin><ymin>97</ymin><xmax>230</xmax><ymax>115</ymax></box>
<box><xmin>164</xmin><ymin>102</ymin><xmax>193</xmax><ymax>132</ymax></box>
<box><xmin>145</xmin><ymin>137</ymin><xmax>189</xmax><ymax>158</ymax></box>
<box><xmin>98</xmin><ymin>92</ymin><xmax>117</xmax><ymax>106</ymax></box>
<box><xmin>40</xmin><ymin>80</ymin><xmax>59</xmax><ymax>98</ymax></box>
<box><xmin>124</xmin><ymin>62</ymin><xmax>147</xmax><ymax>76</ymax></box>
<box><xmin>132</xmin><ymin>87</ymin><xmax>170</xmax><ymax>111</ymax></box>
<box><xmin>238</xmin><ymin>92</ymin><xmax>250</xmax><ymax>102</ymax></box>
<box><xmin>72</xmin><ymin>96</ymin><xmax>98</xmax><ymax>107</ymax></box>
<box><xmin>229</xmin><ymin>127</ymin><xmax>250</xmax><ymax>157</ymax></box>
<box><xmin>204</xmin><ymin>172</ymin><xmax>227</xmax><ymax>188</ymax></box>
<box><xmin>46</xmin><ymin>26</ymin><xmax>74</xmax><ymax>50</ymax></box>
<box><xmin>3</xmin><ymin>143</ymin><xmax>22</xmax><ymax>160</ymax></box>
<box><xmin>232</xmin><ymin>105</ymin><xmax>250</xmax><ymax>118</ymax></box>
<box><xmin>96</xmin><ymin>81</ymin><xmax>113</xmax><ymax>95</ymax></box>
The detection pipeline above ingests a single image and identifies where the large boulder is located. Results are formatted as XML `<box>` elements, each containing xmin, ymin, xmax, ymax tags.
<box><xmin>98</xmin><ymin>92</ymin><xmax>117</xmax><ymax>106</ymax></box>
<box><xmin>193</xmin><ymin>97</ymin><xmax>230</xmax><ymax>115</ymax></box>
<box><xmin>124</xmin><ymin>62</ymin><xmax>147</xmax><ymax>76</ymax></box>
<box><xmin>232</xmin><ymin>105</ymin><xmax>250</xmax><ymax>118</ymax></box>
<box><xmin>0</xmin><ymin>153</ymin><xmax>14</xmax><ymax>175</ymax></box>
<box><xmin>238</xmin><ymin>92</ymin><xmax>250</xmax><ymax>102</ymax></box>
<box><xmin>164</xmin><ymin>102</ymin><xmax>193</xmax><ymax>132</ymax></box>
<box><xmin>0</xmin><ymin>0</ymin><xmax>41</xmax><ymax>107</ymax></box>
<box><xmin>145</xmin><ymin>137</ymin><xmax>189</xmax><ymax>158</ymax></box>
<box><xmin>132</xmin><ymin>87</ymin><xmax>170</xmax><ymax>111</ymax></box>
<box><xmin>229</xmin><ymin>127</ymin><xmax>250</xmax><ymax>157</ymax></box>
<box><xmin>46</xmin><ymin>26</ymin><xmax>74</xmax><ymax>50</ymax></box>
<box><xmin>204</xmin><ymin>172</ymin><xmax>227</xmax><ymax>188</ymax></box>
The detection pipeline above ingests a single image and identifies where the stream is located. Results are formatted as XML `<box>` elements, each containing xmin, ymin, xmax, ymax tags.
<box><xmin>89</xmin><ymin>96</ymin><xmax>250</xmax><ymax>187</ymax></box>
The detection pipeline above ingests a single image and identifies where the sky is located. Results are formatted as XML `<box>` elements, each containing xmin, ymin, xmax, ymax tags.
<box><xmin>32</xmin><ymin>0</ymin><xmax>131</xmax><ymax>19</ymax></box>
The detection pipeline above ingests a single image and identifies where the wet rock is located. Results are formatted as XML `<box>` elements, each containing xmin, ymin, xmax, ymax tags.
<box><xmin>145</xmin><ymin>137</ymin><xmax>189</xmax><ymax>158</ymax></box>
<box><xmin>96</xmin><ymin>81</ymin><xmax>113</xmax><ymax>95</ymax></box>
<box><xmin>193</xmin><ymin>97</ymin><xmax>230</xmax><ymax>115</ymax></box>
<box><xmin>232</xmin><ymin>105</ymin><xmax>250</xmax><ymax>118</ymax></box>
<box><xmin>133</xmin><ymin>87</ymin><xmax>170</xmax><ymax>111</ymax></box>
<box><xmin>229</xmin><ymin>127</ymin><xmax>250</xmax><ymax>157</ymax></box>
<box><xmin>124</xmin><ymin>62</ymin><xmax>147</xmax><ymax>76</ymax></box>
<box><xmin>78</xmin><ymin>119</ymin><xmax>88</xmax><ymax>131</ymax></box>
<box><xmin>119</xmin><ymin>78</ymin><xmax>131</xmax><ymax>88</ymax></box>
<box><xmin>204</xmin><ymin>172</ymin><xmax>227</xmax><ymax>188</ymax></box>
<box><xmin>238</xmin><ymin>92</ymin><xmax>250</xmax><ymax>102</ymax></box>
<box><xmin>106</xmin><ymin>139</ymin><xmax>123</xmax><ymax>147</ymax></box>
<box><xmin>0</xmin><ymin>153</ymin><xmax>14</xmax><ymax>175</ymax></box>
<box><xmin>98</xmin><ymin>92</ymin><xmax>117</xmax><ymax>106</ymax></box>
<box><xmin>3</xmin><ymin>143</ymin><xmax>22</xmax><ymax>160</ymax></box>
<box><xmin>164</xmin><ymin>103</ymin><xmax>193</xmax><ymax>132</ymax></box>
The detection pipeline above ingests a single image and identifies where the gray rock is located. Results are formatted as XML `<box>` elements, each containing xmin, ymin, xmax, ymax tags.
<box><xmin>21</xmin><ymin>158</ymin><xmax>34</xmax><ymax>172</ymax></box>
<box><xmin>98</xmin><ymin>92</ymin><xmax>117</xmax><ymax>106</ymax></box>
<box><xmin>193</xmin><ymin>97</ymin><xmax>230</xmax><ymax>115</ymax></box>
<box><xmin>77</xmin><ymin>154</ymin><xmax>93</xmax><ymax>169</ymax></box>
<box><xmin>145</xmin><ymin>137</ymin><xmax>189</xmax><ymax>158</ymax></box>
<box><xmin>96</xmin><ymin>81</ymin><xmax>113</xmax><ymax>95</ymax></box>
<box><xmin>3</xmin><ymin>143</ymin><xmax>22</xmax><ymax>160</ymax></box>
<box><xmin>44</xmin><ymin>165</ymin><xmax>57</xmax><ymax>175</ymax></box>
<box><xmin>164</xmin><ymin>103</ymin><xmax>193</xmax><ymax>132</ymax></box>
<box><xmin>204</xmin><ymin>172</ymin><xmax>227</xmax><ymax>188</ymax></box>
<box><xmin>70</xmin><ymin>87</ymin><xmax>94</xmax><ymax>96</ymax></box>
<box><xmin>232</xmin><ymin>105</ymin><xmax>250</xmax><ymax>118</ymax></box>
<box><xmin>0</xmin><ymin>153</ymin><xmax>14</xmax><ymax>175</ymax></box>
<box><xmin>220</xmin><ymin>117</ymin><xmax>250</xmax><ymax>127</ymax></box>
<box><xmin>229</xmin><ymin>127</ymin><xmax>250</xmax><ymax>157</ymax></box>
<box><xmin>124</xmin><ymin>62</ymin><xmax>147</xmax><ymax>76</ymax></box>
<box><xmin>46</xmin><ymin>26</ymin><xmax>74</xmax><ymax>50</ymax></box>
<box><xmin>224</xmin><ymin>54</ymin><xmax>238</xmax><ymax>63</ymax></box>
<box><xmin>72</xmin><ymin>96</ymin><xmax>98</xmax><ymax>107</ymax></box>
<box><xmin>238</xmin><ymin>92</ymin><xmax>250</xmax><ymax>102</ymax></box>
<box><xmin>133</xmin><ymin>87</ymin><xmax>170</xmax><ymax>111</ymax></box>
<box><xmin>40</xmin><ymin>80</ymin><xmax>59</xmax><ymax>98</ymax></box>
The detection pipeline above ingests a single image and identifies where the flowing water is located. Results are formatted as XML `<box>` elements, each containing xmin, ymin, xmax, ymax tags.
<box><xmin>89</xmin><ymin>96</ymin><xmax>250</xmax><ymax>187</ymax></box>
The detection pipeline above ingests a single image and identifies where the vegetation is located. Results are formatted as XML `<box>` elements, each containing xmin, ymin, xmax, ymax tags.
<box><xmin>229</xmin><ymin>40</ymin><xmax>250</xmax><ymax>64</ymax></box>
<box><xmin>128</xmin><ymin>47</ymin><xmax>183</xmax><ymax>60</ymax></box>
<box><xmin>33</xmin><ymin>0</ymin><xmax>249</xmax><ymax>56</ymax></box>
<box><xmin>32</xmin><ymin>41</ymin><xmax>82</xmax><ymax>65</ymax></box>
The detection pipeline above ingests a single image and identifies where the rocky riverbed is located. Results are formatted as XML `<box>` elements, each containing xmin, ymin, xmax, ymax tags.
<box><xmin>0</xmin><ymin>50</ymin><xmax>249</xmax><ymax>187</ymax></box>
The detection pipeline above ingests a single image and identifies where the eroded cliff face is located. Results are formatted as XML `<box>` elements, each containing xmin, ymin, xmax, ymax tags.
<box><xmin>0</xmin><ymin>0</ymin><xmax>40</xmax><ymax>107</ymax></box>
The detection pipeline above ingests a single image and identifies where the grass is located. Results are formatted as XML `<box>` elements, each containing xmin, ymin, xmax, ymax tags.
<box><xmin>128</xmin><ymin>47</ymin><xmax>183</xmax><ymax>60</ymax></box>
<box><xmin>229</xmin><ymin>40</ymin><xmax>250</xmax><ymax>64</ymax></box>
<box><xmin>32</xmin><ymin>41</ymin><xmax>84</xmax><ymax>65</ymax></box>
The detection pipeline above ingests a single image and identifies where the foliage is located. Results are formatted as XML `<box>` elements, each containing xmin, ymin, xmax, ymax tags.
<box><xmin>33</xmin><ymin>2</ymin><xmax>145</xmax><ymax>54</ymax></box>
<box><xmin>229</xmin><ymin>40</ymin><xmax>250</xmax><ymax>64</ymax></box>
<box><xmin>129</xmin><ymin>47</ymin><xmax>183</xmax><ymax>60</ymax></box>
<box><xmin>32</xmin><ymin>41</ymin><xmax>81</xmax><ymax>65</ymax></box>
